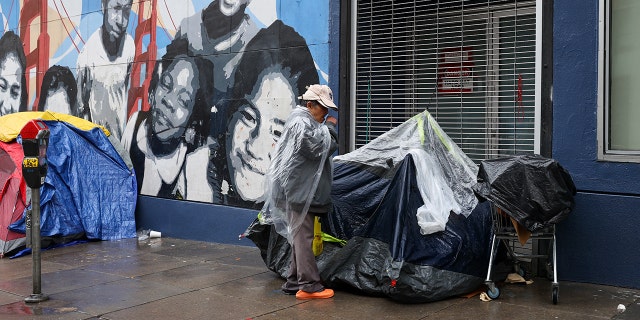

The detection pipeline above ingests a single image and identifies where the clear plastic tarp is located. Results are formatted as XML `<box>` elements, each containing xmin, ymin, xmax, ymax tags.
<box><xmin>335</xmin><ymin>110</ymin><xmax>478</xmax><ymax>234</ymax></box>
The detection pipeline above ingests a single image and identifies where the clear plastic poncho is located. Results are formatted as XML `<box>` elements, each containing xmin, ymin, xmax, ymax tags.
<box><xmin>259</xmin><ymin>107</ymin><xmax>332</xmax><ymax>243</ymax></box>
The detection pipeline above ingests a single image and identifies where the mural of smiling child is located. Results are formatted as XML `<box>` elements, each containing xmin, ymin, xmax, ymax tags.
<box><xmin>208</xmin><ymin>20</ymin><xmax>319</xmax><ymax>208</ymax></box>
<box><xmin>122</xmin><ymin>39</ymin><xmax>215</xmax><ymax>201</ymax></box>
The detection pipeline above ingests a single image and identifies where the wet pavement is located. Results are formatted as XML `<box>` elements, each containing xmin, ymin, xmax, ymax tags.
<box><xmin>0</xmin><ymin>237</ymin><xmax>638</xmax><ymax>320</ymax></box>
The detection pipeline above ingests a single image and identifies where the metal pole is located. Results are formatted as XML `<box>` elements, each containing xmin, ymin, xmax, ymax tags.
<box><xmin>25</xmin><ymin>188</ymin><xmax>48</xmax><ymax>303</ymax></box>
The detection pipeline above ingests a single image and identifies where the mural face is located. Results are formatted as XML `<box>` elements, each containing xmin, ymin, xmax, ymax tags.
<box><xmin>227</xmin><ymin>71</ymin><xmax>296</xmax><ymax>202</ymax></box>
<box><xmin>0</xmin><ymin>53</ymin><xmax>23</xmax><ymax>116</ymax></box>
<box><xmin>121</xmin><ymin>54</ymin><xmax>214</xmax><ymax>201</ymax></box>
<box><xmin>102</xmin><ymin>0</ymin><xmax>133</xmax><ymax>57</ymax></box>
<box><xmin>0</xmin><ymin>0</ymin><xmax>331</xmax><ymax>211</ymax></box>
<box><xmin>39</xmin><ymin>65</ymin><xmax>78</xmax><ymax>116</ymax></box>
<box><xmin>151</xmin><ymin>59</ymin><xmax>199</xmax><ymax>142</ymax></box>
<box><xmin>219</xmin><ymin>0</ymin><xmax>251</xmax><ymax>17</ymax></box>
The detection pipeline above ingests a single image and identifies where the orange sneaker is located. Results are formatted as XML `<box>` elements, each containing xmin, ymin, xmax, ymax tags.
<box><xmin>295</xmin><ymin>288</ymin><xmax>334</xmax><ymax>300</ymax></box>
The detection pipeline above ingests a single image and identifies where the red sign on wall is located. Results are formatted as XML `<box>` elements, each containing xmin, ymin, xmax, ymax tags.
<box><xmin>437</xmin><ymin>47</ymin><xmax>474</xmax><ymax>93</ymax></box>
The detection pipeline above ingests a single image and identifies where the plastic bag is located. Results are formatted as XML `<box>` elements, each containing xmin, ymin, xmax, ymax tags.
<box><xmin>312</xmin><ymin>216</ymin><xmax>323</xmax><ymax>256</ymax></box>
<box><xmin>474</xmin><ymin>154</ymin><xmax>576</xmax><ymax>231</ymax></box>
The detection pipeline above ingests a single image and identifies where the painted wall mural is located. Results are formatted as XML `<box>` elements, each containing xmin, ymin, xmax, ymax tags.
<box><xmin>0</xmin><ymin>0</ymin><xmax>331</xmax><ymax>210</ymax></box>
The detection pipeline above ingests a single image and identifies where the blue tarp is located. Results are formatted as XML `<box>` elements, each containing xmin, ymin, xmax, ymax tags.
<box><xmin>10</xmin><ymin>121</ymin><xmax>137</xmax><ymax>241</ymax></box>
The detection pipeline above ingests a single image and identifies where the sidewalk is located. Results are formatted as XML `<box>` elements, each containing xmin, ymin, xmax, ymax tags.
<box><xmin>0</xmin><ymin>237</ymin><xmax>638</xmax><ymax>319</ymax></box>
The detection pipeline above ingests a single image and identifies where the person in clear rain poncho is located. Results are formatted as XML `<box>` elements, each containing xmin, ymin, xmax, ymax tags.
<box><xmin>260</xmin><ymin>84</ymin><xmax>338</xmax><ymax>300</ymax></box>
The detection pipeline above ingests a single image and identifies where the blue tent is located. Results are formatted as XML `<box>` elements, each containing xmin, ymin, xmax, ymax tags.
<box><xmin>10</xmin><ymin>120</ymin><xmax>137</xmax><ymax>243</ymax></box>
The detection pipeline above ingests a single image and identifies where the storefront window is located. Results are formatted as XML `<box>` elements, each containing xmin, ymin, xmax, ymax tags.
<box><xmin>600</xmin><ymin>0</ymin><xmax>640</xmax><ymax>160</ymax></box>
<box><xmin>352</xmin><ymin>1</ymin><xmax>539</xmax><ymax>162</ymax></box>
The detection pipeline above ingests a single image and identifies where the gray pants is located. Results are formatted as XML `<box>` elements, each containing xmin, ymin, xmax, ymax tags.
<box><xmin>282</xmin><ymin>212</ymin><xmax>324</xmax><ymax>293</ymax></box>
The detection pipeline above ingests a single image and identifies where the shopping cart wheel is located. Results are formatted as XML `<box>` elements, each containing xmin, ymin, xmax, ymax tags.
<box><xmin>552</xmin><ymin>284</ymin><xmax>559</xmax><ymax>304</ymax></box>
<box><xmin>487</xmin><ymin>286</ymin><xmax>500</xmax><ymax>299</ymax></box>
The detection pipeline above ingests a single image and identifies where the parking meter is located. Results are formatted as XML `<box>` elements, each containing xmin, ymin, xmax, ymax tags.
<box><xmin>19</xmin><ymin>119</ymin><xmax>49</xmax><ymax>303</ymax></box>
<box><xmin>20</xmin><ymin>119</ymin><xmax>49</xmax><ymax>188</ymax></box>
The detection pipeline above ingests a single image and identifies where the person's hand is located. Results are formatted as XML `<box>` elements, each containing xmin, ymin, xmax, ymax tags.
<box><xmin>326</xmin><ymin>116</ymin><xmax>337</xmax><ymax>125</ymax></box>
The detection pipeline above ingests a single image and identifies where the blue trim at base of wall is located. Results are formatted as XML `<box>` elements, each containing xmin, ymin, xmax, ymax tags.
<box><xmin>135</xmin><ymin>195</ymin><xmax>259</xmax><ymax>247</ymax></box>
<box><xmin>557</xmin><ymin>192</ymin><xmax>640</xmax><ymax>289</ymax></box>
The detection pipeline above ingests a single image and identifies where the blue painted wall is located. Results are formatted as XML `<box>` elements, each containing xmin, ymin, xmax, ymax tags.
<box><xmin>554</xmin><ymin>0</ymin><xmax>640</xmax><ymax>288</ymax></box>
<box><xmin>557</xmin><ymin>193</ymin><xmax>640</xmax><ymax>287</ymax></box>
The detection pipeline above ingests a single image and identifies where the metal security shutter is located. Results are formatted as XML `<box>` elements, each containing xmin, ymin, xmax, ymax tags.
<box><xmin>352</xmin><ymin>0</ymin><xmax>539</xmax><ymax>163</ymax></box>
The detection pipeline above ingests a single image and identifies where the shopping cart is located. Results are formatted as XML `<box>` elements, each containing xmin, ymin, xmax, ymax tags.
<box><xmin>484</xmin><ymin>205</ymin><xmax>558</xmax><ymax>304</ymax></box>
<box><xmin>474</xmin><ymin>154</ymin><xmax>576</xmax><ymax>305</ymax></box>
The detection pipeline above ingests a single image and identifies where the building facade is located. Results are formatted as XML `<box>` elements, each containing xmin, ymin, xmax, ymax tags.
<box><xmin>2</xmin><ymin>0</ymin><xmax>637</xmax><ymax>289</ymax></box>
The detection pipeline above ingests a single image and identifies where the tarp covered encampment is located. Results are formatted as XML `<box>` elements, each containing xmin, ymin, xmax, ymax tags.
<box><xmin>245</xmin><ymin>110</ymin><xmax>494</xmax><ymax>303</ymax></box>
<box><xmin>0</xmin><ymin>112</ymin><xmax>136</xmax><ymax>256</ymax></box>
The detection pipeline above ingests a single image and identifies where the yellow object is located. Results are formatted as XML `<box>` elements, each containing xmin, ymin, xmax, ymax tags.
<box><xmin>0</xmin><ymin>111</ymin><xmax>109</xmax><ymax>142</ymax></box>
<box><xmin>312</xmin><ymin>216</ymin><xmax>323</xmax><ymax>256</ymax></box>
<box><xmin>23</xmin><ymin>158</ymin><xmax>39</xmax><ymax>168</ymax></box>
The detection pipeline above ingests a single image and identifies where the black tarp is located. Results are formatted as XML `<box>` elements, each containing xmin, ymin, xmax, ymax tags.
<box><xmin>246</xmin><ymin>155</ymin><xmax>493</xmax><ymax>302</ymax></box>
<box><xmin>245</xmin><ymin>111</ymin><xmax>494</xmax><ymax>303</ymax></box>
<box><xmin>473</xmin><ymin>154</ymin><xmax>576</xmax><ymax>232</ymax></box>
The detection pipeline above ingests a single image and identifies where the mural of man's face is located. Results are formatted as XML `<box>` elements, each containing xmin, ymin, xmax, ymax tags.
<box><xmin>227</xmin><ymin>71</ymin><xmax>295</xmax><ymax>202</ymax></box>
<box><xmin>0</xmin><ymin>53</ymin><xmax>23</xmax><ymax>116</ymax></box>
<box><xmin>151</xmin><ymin>59</ymin><xmax>199</xmax><ymax>143</ymax></box>
<box><xmin>102</xmin><ymin>0</ymin><xmax>132</xmax><ymax>43</ymax></box>
<box><xmin>219</xmin><ymin>0</ymin><xmax>251</xmax><ymax>17</ymax></box>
